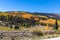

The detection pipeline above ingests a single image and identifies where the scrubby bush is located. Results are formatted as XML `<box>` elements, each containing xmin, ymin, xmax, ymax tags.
<box><xmin>32</xmin><ymin>30</ymin><xmax>43</xmax><ymax>36</ymax></box>
<box><xmin>15</xmin><ymin>25</ymin><xmax>19</xmax><ymax>29</ymax></box>
<box><xmin>56</xmin><ymin>30</ymin><xmax>60</xmax><ymax>34</ymax></box>
<box><xmin>32</xmin><ymin>27</ymin><xmax>43</xmax><ymax>36</ymax></box>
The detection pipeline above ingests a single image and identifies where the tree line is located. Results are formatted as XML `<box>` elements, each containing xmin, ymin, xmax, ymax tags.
<box><xmin>0</xmin><ymin>14</ymin><xmax>59</xmax><ymax>30</ymax></box>
<box><xmin>0</xmin><ymin>15</ymin><xmax>40</xmax><ymax>29</ymax></box>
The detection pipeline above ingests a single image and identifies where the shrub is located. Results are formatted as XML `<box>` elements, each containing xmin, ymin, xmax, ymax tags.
<box><xmin>32</xmin><ymin>27</ymin><xmax>43</xmax><ymax>36</ymax></box>
<box><xmin>15</xmin><ymin>25</ymin><xmax>19</xmax><ymax>29</ymax></box>
<box><xmin>33</xmin><ymin>30</ymin><xmax>43</xmax><ymax>36</ymax></box>
<box><xmin>56</xmin><ymin>30</ymin><xmax>60</xmax><ymax>34</ymax></box>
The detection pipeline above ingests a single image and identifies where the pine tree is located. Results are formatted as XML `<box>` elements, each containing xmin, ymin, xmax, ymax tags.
<box><xmin>54</xmin><ymin>20</ymin><xmax>58</xmax><ymax>30</ymax></box>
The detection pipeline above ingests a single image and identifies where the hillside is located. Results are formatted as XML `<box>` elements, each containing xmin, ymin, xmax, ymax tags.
<box><xmin>0</xmin><ymin>11</ymin><xmax>60</xmax><ymax>30</ymax></box>
<box><xmin>0</xmin><ymin>11</ymin><xmax>60</xmax><ymax>40</ymax></box>
<box><xmin>0</xmin><ymin>11</ymin><xmax>60</xmax><ymax>19</ymax></box>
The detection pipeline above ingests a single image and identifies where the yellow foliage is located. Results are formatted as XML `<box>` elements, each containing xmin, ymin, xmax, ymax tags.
<box><xmin>40</xmin><ymin>18</ymin><xmax>56</xmax><ymax>26</ymax></box>
<box><xmin>22</xmin><ymin>13</ymin><xmax>33</xmax><ymax>19</ymax></box>
<box><xmin>40</xmin><ymin>20</ymin><xmax>48</xmax><ymax>24</ymax></box>
<box><xmin>34</xmin><ymin>17</ymin><xmax>39</xmax><ymax>20</ymax></box>
<box><xmin>57</xmin><ymin>20</ymin><xmax>60</xmax><ymax>25</ymax></box>
<box><xmin>58</xmin><ymin>27</ymin><xmax>60</xmax><ymax>30</ymax></box>
<box><xmin>48</xmin><ymin>18</ymin><xmax>55</xmax><ymax>24</ymax></box>
<box><xmin>40</xmin><ymin>15</ymin><xmax>48</xmax><ymax>18</ymax></box>
<box><xmin>44</xmin><ymin>24</ymin><xmax>50</xmax><ymax>30</ymax></box>
<box><xmin>2</xmin><ymin>13</ymin><xmax>8</xmax><ymax>16</ymax></box>
<box><xmin>0</xmin><ymin>26</ymin><xmax>11</xmax><ymax>31</ymax></box>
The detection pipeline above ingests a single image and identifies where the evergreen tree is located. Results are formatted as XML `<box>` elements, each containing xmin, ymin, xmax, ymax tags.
<box><xmin>15</xmin><ymin>25</ymin><xmax>19</xmax><ymax>29</ymax></box>
<box><xmin>54</xmin><ymin>20</ymin><xmax>58</xmax><ymax>30</ymax></box>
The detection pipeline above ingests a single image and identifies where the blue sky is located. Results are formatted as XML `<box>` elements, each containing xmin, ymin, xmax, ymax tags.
<box><xmin>0</xmin><ymin>0</ymin><xmax>60</xmax><ymax>13</ymax></box>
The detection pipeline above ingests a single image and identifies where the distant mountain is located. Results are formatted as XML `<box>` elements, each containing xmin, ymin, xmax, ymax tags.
<box><xmin>31</xmin><ymin>12</ymin><xmax>60</xmax><ymax>20</ymax></box>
